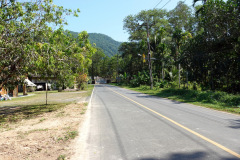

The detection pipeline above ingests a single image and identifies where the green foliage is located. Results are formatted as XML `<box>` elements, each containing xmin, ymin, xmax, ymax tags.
<box><xmin>119</xmin><ymin>72</ymin><xmax>129</xmax><ymax>85</ymax></box>
<box><xmin>157</xmin><ymin>89</ymin><xmax>240</xmax><ymax>108</ymax></box>
<box><xmin>64</xmin><ymin>131</ymin><xmax>78</xmax><ymax>140</ymax></box>
<box><xmin>89</xmin><ymin>33</ymin><xmax>122</xmax><ymax>57</ymax></box>
<box><xmin>126</xmin><ymin>71</ymin><xmax>150</xmax><ymax>87</ymax></box>
<box><xmin>76</xmin><ymin>73</ymin><xmax>88</xmax><ymax>90</ymax></box>
<box><xmin>118</xmin><ymin>0</ymin><xmax>240</xmax><ymax>94</ymax></box>
<box><xmin>154</xmin><ymin>80</ymin><xmax>168</xmax><ymax>88</ymax></box>
<box><xmin>58</xmin><ymin>130</ymin><xmax>78</xmax><ymax>142</ymax></box>
<box><xmin>0</xmin><ymin>0</ymin><xmax>95</xmax><ymax>91</ymax></box>
<box><xmin>88</xmin><ymin>48</ymin><xmax>105</xmax><ymax>79</ymax></box>
<box><xmin>130</xmin><ymin>78</ymin><xmax>140</xmax><ymax>87</ymax></box>
<box><xmin>168</xmin><ymin>1</ymin><xmax>195</xmax><ymax>32</ymax></box>
<box><xmin>181</xmin><ymin>0</ymin><xmax>240</xmax><ymax>93</ymax></box>
<box><xmin>57</xmin><ymin>155</ymin><xmax>66</xmax><ymax>160</ymax></box>
<box><xmin>88</xmin><ymin>48</ymin><xmax>121</xmax><ymax>80</ymax></box>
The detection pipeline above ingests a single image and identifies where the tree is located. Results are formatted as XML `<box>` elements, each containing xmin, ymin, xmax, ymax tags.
<box><xmin>181</xmin><ymin>0</ymin><xmax>240</xmax><ymax>92</ymax></box>
<box><xmin>123</xmin><ymin>9</ymin><xmax>169</xmax><ymax>41</ymax></box>
<box><xmin>168</xmin><ymin>1</ymin><xmax>194</xmax><ymax>33</ymax></box>
<box><xmin>119</xmin><ymin>0</ymin><xmax>239</xmax><ymax>93</ymax></box>
<box><xmin>89</xmin><ymin>48</ymin><xmax>105</xmax><ymax>80</ymax></box>
<box><xmin>0</xmin><ymin>0</ymin><xmax>80</xmax><ymax>90</ymax></box>
<box><xmin>172</xmin><ymin>28</ymin><xmax>192</xmax><ymax>88</ymax></box>
<box><xmin>118</xmin><ymin>42</ymin><xmax>143</xmax><ymax>79</ymax></box>
<box><xmin>34</xmin><ymin>29</ymin><xmax>95</xmax><ymax>89</ymax></box>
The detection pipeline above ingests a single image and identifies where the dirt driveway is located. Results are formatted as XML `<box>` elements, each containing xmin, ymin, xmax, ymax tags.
<box><xmin>0</xmin><ymin>86</ymin><xmax>93</xmax><ymax>160</ymax></box>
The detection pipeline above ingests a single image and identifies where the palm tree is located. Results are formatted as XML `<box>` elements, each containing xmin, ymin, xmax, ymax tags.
<box><xmin>172</xmin><ymin>29</ymin><xmax>192</xmax><ymax>88</ymax></box>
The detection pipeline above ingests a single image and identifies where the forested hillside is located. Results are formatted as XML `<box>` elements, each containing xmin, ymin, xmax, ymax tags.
<box><xmin>69</xmin><ymin>31</ymin><xmax>122</xmax><ymax>57</ymax></box>
<box><xmin>89</xmin><ymin>33</ymin><xmax>122</xmax><ymax>57</ymax></box>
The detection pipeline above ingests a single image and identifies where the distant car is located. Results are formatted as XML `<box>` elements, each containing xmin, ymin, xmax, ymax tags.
<box><xmin>37</xmin><ymin>85</ymin><xmax>43</xmax><ymax>91</ymax></box>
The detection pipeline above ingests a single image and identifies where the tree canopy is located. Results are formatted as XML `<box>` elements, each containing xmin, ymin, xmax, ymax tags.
<box><xmin>112</xmin><ymin>0</ymin><xmax>239</xmax><ymax>93</ymax></box>
<box><xmin>0</xmin><ymin>0</ymin><xmax>95</xmax><ymax>90</ymax></box>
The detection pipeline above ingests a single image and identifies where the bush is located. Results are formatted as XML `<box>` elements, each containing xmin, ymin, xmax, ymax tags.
<box><xmin>211</xmin><ymin>91</ymin><xmax>240</xmax><ymax>106</ymax></box>
<box><xmin>76</xmin><ymin>73</ymin><xmax>88</xmax><ymax>90</ymax></box>
<box><xmin>154</xmin><ymin>80</ymin><xmax>167</xmax><ymax>88</ymax></box>
<box><xmin>193</xmin><ymin>82</ymin><xmax>198</xmax><ymax>90</ymax></box>
<box><xmin>169</xmin><ymin>81</ymin><xmax>178</xmax><ymax>89</ymax></box>
<box><xmin>139</xmin><ymin>85</ymin><xmax>149</xmax><ymax>90</ymax></box>
<box><xmin>196</xmin><ymin>91</ymin><xmax>213</xmax><ymax>103</ymax></box>
<box><xmin>130</xmin><ymin>79</ymin><xmax>140</xmax><ymax>87</ymax></box>
<box><xmin>156</xmin><ymin>88</ymin><xmax>240</xmax><ymax>108</ymax></box>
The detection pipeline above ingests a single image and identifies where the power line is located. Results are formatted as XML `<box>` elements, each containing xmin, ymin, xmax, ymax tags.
<box><xmin>160</xmin><ymin>0</ymin><xmax>172</xmax><ymax>9</ymax></box>
<box><xmin>154</xmin><ymin>0</ymin><xmax>163</xmax><ymax>9</ymax></box>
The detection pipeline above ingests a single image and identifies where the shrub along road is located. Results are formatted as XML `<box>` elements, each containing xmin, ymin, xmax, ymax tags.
<box><xmin>81</xmin><ymin>84</ymin><xmax>240</xmax><ymax>160</ymax></box>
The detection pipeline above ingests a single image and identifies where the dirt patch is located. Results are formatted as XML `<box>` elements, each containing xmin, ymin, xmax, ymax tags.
<box><xmin>0</xmin><ymin>102</ymin><xmax>88</xmax><ymax>160</ymax></box>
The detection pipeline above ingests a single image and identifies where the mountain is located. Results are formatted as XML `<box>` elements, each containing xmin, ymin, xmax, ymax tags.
<box><xmin>88</xmin><ymin>33</ymin><xmax>122</xmax><ymax>57</ymax></box>
<box><xmin>68</xmin><ymin>31</ymin><xmax>122</xmax><ymax>57</ymax></box>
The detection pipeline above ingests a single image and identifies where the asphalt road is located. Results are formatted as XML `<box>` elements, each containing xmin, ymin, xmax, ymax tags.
<box><xmin>85</xmin><ymin>84</ymin><xmax>240</xmax><ymax>160</ymax></box>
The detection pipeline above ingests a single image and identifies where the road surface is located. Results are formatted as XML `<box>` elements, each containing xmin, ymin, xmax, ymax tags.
<box><xmin>79</xmin><ymin>84</ymin><xmax>240</xmax><ymax>160</ymax></box>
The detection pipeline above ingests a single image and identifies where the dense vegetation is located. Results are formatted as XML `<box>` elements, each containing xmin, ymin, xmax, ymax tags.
<box><xmin>99</xmin><ymin>0</ymin><xmax>240</xmax><ymax>95</ymax></box>
<box><xmin>0</xmin><ymin>0</ymin><xmax>95</xmax><ymax>91</ymax></box>
<box><xmin>69</xmin><ymin>31</ymin><xmax>122</xmax><ymax>57</ymax></box>
<box><xmin>88</xmin><ymin>48</ymin><xmax>119</xmax><ymax>80</ymax></box>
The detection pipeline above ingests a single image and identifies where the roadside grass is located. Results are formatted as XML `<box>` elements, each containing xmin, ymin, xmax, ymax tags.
<box><xmin>57</xmin><ymin>130</ymin><xmax>78</xmax><ymax>142</ymax></box>
<box><xmin>86</xmin><ymin>84</ymin><xmax>94</xmax><ymax>96</ymax></box>
<box><xmin>0</xmin><ymin>84</ymin><xmax>94</xmax><ymax>107</ymax></box>
<box><xmin>0</xmin><ymin>85</ymin><xmax>94</xmax><ymax>127</ymax></box>
<box><xmin>111</xmin><ymin>84</ymin><xmax>240</xmax><ymax>115</ymax></box>
<box><xmin>57</xmin><ymin>155</ymin><xmax>66</xmax><ymax>160</ymax></box>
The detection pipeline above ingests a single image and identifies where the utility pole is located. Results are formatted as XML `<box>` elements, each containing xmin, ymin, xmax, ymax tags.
<box><xmin>147</xmin><ymin>21</ymin><xmax>153</xmax><ymax>90</ymax></box>
<box><xmin>117</xmin><ymin>53</ymin><xmax>119</xmax><ymax>84</ymax></box>
<box><xmin>91</xmin><ymin>57</ymin><xmax>94</xmax><ymax>84</ymax></box>
<box><xmin>137</xmin><ymin>17</ymin><xmax>154</xmax><ymax>89</ymax></box>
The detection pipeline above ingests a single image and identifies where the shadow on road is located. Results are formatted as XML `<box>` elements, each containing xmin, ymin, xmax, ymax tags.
<box><xmin>136</xmin><ymin>151</ymin><xmax>205</xmax><ymax>160</ymax></box>
<box><xmin>228</xmin><ymin>119</ymin><xmax>240</xmax><ymax>129</ymax></box>
<box><xmin>127</xmin><ymin>92</ymin><xmax>184</xmax><ymax>105</ymax></box>
<box><xmin>135</xmin><ymin>151</ymin><xmax>239</xmax><ymax>160</ymax></box>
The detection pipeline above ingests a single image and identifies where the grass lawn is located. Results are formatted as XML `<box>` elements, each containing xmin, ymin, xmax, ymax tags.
<box><xmin>0</xmin><ymin>85</ymin><xmax>94</xmax><ymax>125</ymax></box>
<box><xmin>111</xmin><ymin>84</ymin><xmax>240</xmax><ymax>115</ymax></box>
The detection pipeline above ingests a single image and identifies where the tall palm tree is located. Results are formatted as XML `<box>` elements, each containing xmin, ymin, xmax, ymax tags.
<box><xmin>172</xmin><ymin>29</ymin><xmax>192</xmax><ymax>88</ymax></box>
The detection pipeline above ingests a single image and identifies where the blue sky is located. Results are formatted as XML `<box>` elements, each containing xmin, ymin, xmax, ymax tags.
<box><xmin>54</xmin><ymin>0</ymin><xmax>195</xmax><ymax>42</ymax></box>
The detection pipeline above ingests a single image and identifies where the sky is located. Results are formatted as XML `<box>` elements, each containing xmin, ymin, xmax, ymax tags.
<box><xmin>54</xmin><ymin>0</ymin><xmax>195</xmax><ymax>42</ymax></box>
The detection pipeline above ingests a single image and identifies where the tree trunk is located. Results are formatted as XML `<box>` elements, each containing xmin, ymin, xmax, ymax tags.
<box><xmin>162</xmin><ymin>62</ymin><xmax>164</xmax><ymax>80</ymax></box>
<box><xmin>178</xmin><ymin>63</ymin><xmax>181</xmax><ymax>88</ymax></box>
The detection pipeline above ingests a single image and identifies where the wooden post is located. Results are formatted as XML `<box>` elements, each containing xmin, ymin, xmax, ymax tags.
<box><xmin>46</xmin><ymin>82</ymin><xmax>48</xmax><ymax>105</ymax></box>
